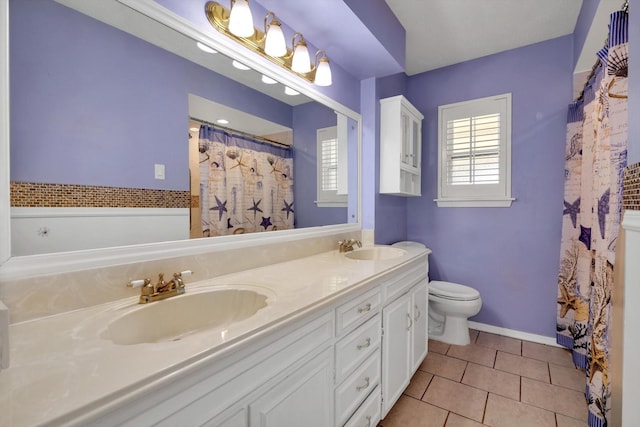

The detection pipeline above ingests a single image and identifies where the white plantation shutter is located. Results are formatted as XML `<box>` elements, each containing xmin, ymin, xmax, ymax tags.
<box><xmin>321</xmin><ymin>136</ymin><xmax>338</xmax><ymax>192</ymax></box>
<box><xmin>316</xmin><ymin>126</ymin><xmax>347</xmax><ymax>207</ymax></box>
<box><xmin>437</xmin><ymin>93</ymin><xmax>513</xmax><ymax>207</ymax></box>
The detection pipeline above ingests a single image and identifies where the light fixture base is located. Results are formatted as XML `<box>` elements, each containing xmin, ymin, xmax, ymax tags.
<box><xmin>205</xmin><ymin>1</ymin><xmax>319</xmax><ymax>84</ymax></box>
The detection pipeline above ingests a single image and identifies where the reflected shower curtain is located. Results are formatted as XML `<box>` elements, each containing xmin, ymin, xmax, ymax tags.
<box><xmin>556</xmin><ymin>10</ymin><xmax>628</xmax><ymax>427</ymax></box>
<box><xmin>198</xmin><ymin>125</ymin><xmax>294</xmax><ymax>236</ymax></box>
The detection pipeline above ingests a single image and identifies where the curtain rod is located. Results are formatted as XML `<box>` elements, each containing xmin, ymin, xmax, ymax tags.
<box><xmin>575</xmin><ymin>0</ymin><xmax>628</xmax><ymax>102</ymax></box>
<box><xmin>190</xmin><ymin>116</ymin><xmax>292</xmax><ymax>149</ymax></box>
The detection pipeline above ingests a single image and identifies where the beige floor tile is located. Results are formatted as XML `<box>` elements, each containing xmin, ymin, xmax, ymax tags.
<box><xmin>404</xmin><ymin>370</ymin><xmax>434</xmax><ymax>399</ymax></box>
<box><xmin>447</xmin><ymin>343</ymin><xmax>497</xmax><ymax>367</ymax></box>
<box><xmin>494</xmin><ymin>351</ymin><xmax>550</xmax><ymax>382</ymax></box>
<box><xmin>429</xmin><ymin>339</ymin><xmax>451</xmax><ymax>355</ymax></box>
<box><xmin>469</xmin><ymin>329</ymin><xmax>479</xmax><ymax>343</ymax></box>
<box><xmin>556</xmin><ymin>413</ymin><xmax>589</xmax><ymax>427</ymax></box>
<box><xmin>380</xmin><ymin>395</ymin><xmax>448</xmax><ymax>427</ymax></box>
<box><xmin>521</xmin><ymin>377</ymin><xmax>587</xmax><ymax>421</ymax></box>
<box><xmin>522</xmin><ymin>341</ymin><xmax>574</xmax><ymax>367</ymax></box>
<box><xmin>549</xmin><ymin>363</ymin><xmax>586</xmax><ymax>392</ymax></box>
<box><xmin>422</xmin><ymin>376</ymin><xmax>487</xmax><ymax>422</ymax></box>
<box><xmin>461</xmin><ymin>362</ymin><xmax>520</xmax><ymax>400</ymax></box>
<box><xmin>445</xmin><ymin>413</ymin><xmax>485</xmax><ymax>427</ymax></box>
<box><xmin>484</xmin><ymin>393</ymin><xmax>556</xmax><ymax>427</ymax></box>
<box><xmin>419</xmin><ymin>352</ymin><xmax>468</xmax><ymax>382</ymax></box>
<box><xmin>476</xmin><ymin>332</ymin><xmax>521</xmax><ymax>355</ymax></box>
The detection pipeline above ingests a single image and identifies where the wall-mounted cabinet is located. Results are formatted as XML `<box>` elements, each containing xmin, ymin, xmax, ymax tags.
<box><xmin>380</xmin><ymin>95</ymin><xmax>424</xmax><ymax>197</ymax></box>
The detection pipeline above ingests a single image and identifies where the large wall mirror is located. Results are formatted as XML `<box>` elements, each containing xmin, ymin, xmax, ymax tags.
<box><xmin>0</xmin><ymin>0</ymin><xmax>361</xmax><ymax>276</ymax></box>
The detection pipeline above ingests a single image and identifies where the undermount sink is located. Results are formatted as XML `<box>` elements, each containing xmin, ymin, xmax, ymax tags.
<box><xmin>102</xmin><ymin>288</ymin><xmax>270</xmax><ymax>345</ymax></box>
<box><xmin>344</xmin><ymin>246</ymin><xmax>406</xmax><ymax>261</ymax></box>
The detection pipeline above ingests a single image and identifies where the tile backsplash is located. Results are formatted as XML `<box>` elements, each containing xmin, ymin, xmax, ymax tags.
<box><xmin>10</xmin><ymin>181</ymin><xmax>190</xmax><ymax>208</ymax></box>
<box><xmin>623</xmin><ymin>162</ymin><xmax>640</xmax><ymax>211</ymax></box>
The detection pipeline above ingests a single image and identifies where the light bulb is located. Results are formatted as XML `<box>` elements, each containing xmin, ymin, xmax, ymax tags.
<box><xmin>284</xmin><ymin>87</ymin><xmax>299</xmax><ymax>96</ymax></box>
<box><xmin>291</xmin><ymin>40</ymin><xmax>311</xmax><ymax>73</ymax></box>
<box><xmin>228</xmin><ymin>0</ymin><xmax>254</xmax><ymax>38</ymax></box>
<box><xmin>261</xmin><ymin>75</ymin><xmax>277</xmax><ymax>84</ymax></box>
<box><xmin>196</xmin><ymin>42</ymin><xmax>217</xmax><ymax>54</ymax></box>
<box><xmin>217</xmin><ymin>119</ymin><xmax>229</xmax><ymax>124</ymax></box>
<box><xmin>232</xmin><ymin>60</ymin><xmax>251</xmax><ymax>70</ymax></box>
<box><xmin>314</xmin><ymin>57</ymin><xmax>332</xmax><ymax>86</ymax></box>
<box><xmin>264</xmin><ymin>21</ymin><xmax>287</xmax><ymax>57</ymax></box>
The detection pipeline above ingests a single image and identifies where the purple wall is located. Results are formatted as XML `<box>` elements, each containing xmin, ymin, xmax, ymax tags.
<box><xmin>292</xmin><ymin>102</ymin><xmax>347</xmax><ymax>228</ymax></box>
<box><xmin>10</xmin><ymin>0</ymin><xmax>292</xmax><ymax>190</ymax></box>
<box><xmin>629</xmin><ymin>5</ymin><xmax>639</xmax><ymax>163</ymax></box>
<box><xmin>572</xmin><ymin>0</ymin><xmax>600</xmax><ymax>67</ymax></box>
<box><xmin>405</xmin><ymin>36</ymin><xmax>573</xmax><ymax>337</ymax></box>
<box><xmin>374</xmin><ymin>73</ymin><xmax>409</xmax><ymax>244</ymax></box>
<box><xmin>343</xmin><ymin>0</ymin><xmax>405</xmax><ymax>71</ymax></box>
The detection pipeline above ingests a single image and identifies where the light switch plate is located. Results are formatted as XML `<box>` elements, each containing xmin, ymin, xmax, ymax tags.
<box><xmin>154</xmin><ymin>163</ymin><xmax>165</xmax><ymax>180</ymax></box>
<box><xmin>0</xmin><ymin>300</ymin><xmax>8</xmax><ymax>370</ymax></box>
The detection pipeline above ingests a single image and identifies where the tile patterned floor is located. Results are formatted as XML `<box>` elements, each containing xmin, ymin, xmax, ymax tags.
<box><xmin>379</xmin><ymin>330</ymin><xmax>588</xmax><ymax>427</ymax></box>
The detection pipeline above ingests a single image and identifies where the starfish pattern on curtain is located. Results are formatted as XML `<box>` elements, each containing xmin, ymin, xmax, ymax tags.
<box><xmin>198</xmin><ymin>125</ymin><xmax>294</xmax><ymax>237</ymax></box>
<box><xmin>556</xmin><ymin>10</ymin><xmax>628</xmax><ymax>427</ymax></box>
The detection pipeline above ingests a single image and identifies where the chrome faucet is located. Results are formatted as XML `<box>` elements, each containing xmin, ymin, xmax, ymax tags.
<box><xmin>338</xmin><ymin>239</ymin><xmax>362</xmax><ymax>253</ymax></box>
<box><xmin>128</xmin><ymin>270</ymin><xmax>193</xmax><ymax>304</ymax></box>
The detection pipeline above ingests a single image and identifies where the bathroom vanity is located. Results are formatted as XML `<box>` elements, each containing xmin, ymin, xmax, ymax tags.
<box><xmin>0</xmin><ymin>245</ymin><xmax>430</xmax><ymax>426</ymax></box>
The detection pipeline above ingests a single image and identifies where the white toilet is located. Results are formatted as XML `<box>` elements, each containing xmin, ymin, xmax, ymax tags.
<box><xmin>428</xmin><ymin>280</ymin><xmax>482</xmax><ymax>346</ymax></box>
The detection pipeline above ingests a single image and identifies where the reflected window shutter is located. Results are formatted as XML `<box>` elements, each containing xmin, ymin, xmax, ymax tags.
<box><xmin>321</xmin><ymin>137</ymin><xmax>338</xmax><ymax>192</ymax></box>
<box><xmin>446</xmin><ymin>113</ymin><xmax>501</xmax><ymax>185</ymax></box>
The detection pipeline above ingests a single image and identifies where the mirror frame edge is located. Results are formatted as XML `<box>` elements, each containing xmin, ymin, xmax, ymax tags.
<box><xmin>0</xmin><ymin>0</ymin><xmax>10</xmax><ymax>268</ymax></box>
<box><xmin>0</xmin><ymin>0</ymin><xmax>362</xmax><ymax>279</ymax></box>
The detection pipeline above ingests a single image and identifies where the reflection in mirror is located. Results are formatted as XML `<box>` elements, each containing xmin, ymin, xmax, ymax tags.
<box><xmin>8</xmin><ymin>0</ymin><xmax>358</xmax><ymax>256</ymax></box>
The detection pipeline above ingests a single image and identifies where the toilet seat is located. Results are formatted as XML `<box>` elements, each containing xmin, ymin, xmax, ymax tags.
<box><xmin>429</xmin><ymin>280</ymin><xmax>480</xmax><ymax>301</ymax></box>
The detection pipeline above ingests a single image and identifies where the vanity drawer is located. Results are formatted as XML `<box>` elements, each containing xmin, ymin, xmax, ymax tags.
<box><xmin>344</xmin><ymin>385</ymin><xmax>381</xmax><ymax>427</ymax></box>
<box><xmin>335</xmin><ymin>352</ymin><xmax>381</xmax><ymax>426</ymax></box>
<box><xmin>336</xmin><ymin>288</ymin><xmax>381</xmax><ymax>336</ymax></box>
<box><xmin>384</xmin><ymin>261</ymin><xmax>426</xmax><ymax>304</ymax></box>
<box><xmin>335</xmin><ymin>314</ymin><xmax>381</xmax><ymax>383</ymax></box>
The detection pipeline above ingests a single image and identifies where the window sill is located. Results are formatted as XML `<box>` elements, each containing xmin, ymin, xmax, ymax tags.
<box><xmin>315</xmin><ymin>201</ymin><xmax>348</xmax><ymax>208</ymax></box>
<box><xmin>434</xmin><ymin>197</ymin><xmax>515</xmax><ymax>208</ymax></box>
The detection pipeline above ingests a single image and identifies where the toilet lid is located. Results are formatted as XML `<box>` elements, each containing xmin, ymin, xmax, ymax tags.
<box><xmin>429</xmin><ymin>280</ymin><xmax>480</xmax><ymax>301</ymax></box>
<box><xmin>391</xmin><ymin>241</ymin><xmax>426</xmax><ymax>249</ymax></box>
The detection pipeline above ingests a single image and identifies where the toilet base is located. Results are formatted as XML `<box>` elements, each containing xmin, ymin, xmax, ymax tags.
<box><xmin>428</xmin><ymin>315</ymin><xmax>471</xmax><ymax>346</ymax></box>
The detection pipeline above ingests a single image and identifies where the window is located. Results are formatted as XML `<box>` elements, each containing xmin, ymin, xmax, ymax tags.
<box><xmin>316</xmin><ymin>125</ymin><xmax>347</xmax><ymax>207</ymax></box>
<box><xmin>436</xmin><ymin>93</ymin><xmax>514</xmax><ymax>207</ymax></box>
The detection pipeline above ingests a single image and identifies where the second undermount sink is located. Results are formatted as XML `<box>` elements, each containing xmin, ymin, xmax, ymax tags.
<box><xmin>344</xmin><ymin>246</ymin><xmax>406</xmax><ymax>261</ymax></box>
<box><xmin>102</xmin><ymin>288</ymin><xmax>270</xmax><ymax>345</ymax></box>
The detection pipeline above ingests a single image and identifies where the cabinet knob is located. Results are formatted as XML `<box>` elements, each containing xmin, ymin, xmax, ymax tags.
<box><xmin>357</xmin><ymin>337</ymin><xmax>371</xmax><ymax>350</ymax></box>
<box><xmin>364</xmin><ymin>415</ymin><xmax>372</xmax><ymax>427</ymax></box>
<box><xmin>406</xmin><ymin>313</ymin><xmax>413</xmax><ymax>331</ymax></box>
<box><xmin>414</xmin><ymin>305</ymin><xmax>421</xmax><ymax>321</ymax></box>
<box><xmin>356</xmin><ymin>376</ymin><xmax>370</xmax><ymax>392</ymax></box>
<box><xmin>357</xmin><ymin>303</ymin><xmax>371</xmax><ymax>314</ymax></box>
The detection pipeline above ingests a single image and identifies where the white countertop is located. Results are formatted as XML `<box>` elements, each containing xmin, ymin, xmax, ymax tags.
<box><xmin>0</xmin><ymin>245</ymin><xmax>429</xmax><ymax>427</ymax></box>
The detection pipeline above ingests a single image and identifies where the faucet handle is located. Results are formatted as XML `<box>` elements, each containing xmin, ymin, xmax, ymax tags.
<box><xmin>178</xmin><ymin>270</ymin><xmax>193</xmax><ymax>277</ymax></box>
<box><xmin>128</xmin><ymin>278</ymin><xmax>150</xmax><ymax>288</ymax></box>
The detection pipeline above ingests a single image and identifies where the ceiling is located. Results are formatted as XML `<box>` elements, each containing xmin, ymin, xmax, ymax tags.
<box><xmin>384</xmin><ymin>0</ymin><xmax>583</xmax><ymax>76</ymax></box>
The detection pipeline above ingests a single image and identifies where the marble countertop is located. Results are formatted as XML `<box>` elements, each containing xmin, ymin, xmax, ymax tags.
<box><xmin>0</xmin><ymin>245</ymin><xmax>429</xmax><ymax>427</ymax></box>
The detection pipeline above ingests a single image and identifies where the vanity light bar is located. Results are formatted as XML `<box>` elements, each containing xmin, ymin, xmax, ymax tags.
<box><xmin>204</xmin><ymin>1</ymin><xmax>332</xmax><ymax>86</ymax></box>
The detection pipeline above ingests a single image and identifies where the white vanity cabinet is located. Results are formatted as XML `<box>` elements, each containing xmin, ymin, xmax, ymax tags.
<box><xmin>55</xmin><ymin>253</ymin><xmax>429</xmax><ymax>427</ymax></box>
<box><xmin>380</xmin><ymin>95</ymin><xmax>424</xmax><ymax>197</ymax></box>
<box><xmin>380</xmin><ymin>262</ymin><xmax>429</xmax><ymax>417</ymax></box>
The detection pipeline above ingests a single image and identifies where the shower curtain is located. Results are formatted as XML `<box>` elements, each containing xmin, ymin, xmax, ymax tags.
<box><xmin>199</xmin><ymin>125</ymin><xmax>294</xmax><ymax>236</ymax></box>
<box><xmin>556</xmin><ymin>10</ymin><xmax>628</xmax><ymax>427</ymax></box>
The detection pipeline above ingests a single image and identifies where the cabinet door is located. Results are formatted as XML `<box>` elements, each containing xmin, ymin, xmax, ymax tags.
<box><xmin>411</xmin><ymin>280</ymin><xmax>429</xmax><ymax>372</ymax></box>
<box><xmin>248</xmin><ymin>348</ymin><xmax>333</xmax><ymax>427</ymax></box>
<box><xmin>381</xmin><ymin>293</ymin><xmax>412</xmax><ymax>417</ymax></box>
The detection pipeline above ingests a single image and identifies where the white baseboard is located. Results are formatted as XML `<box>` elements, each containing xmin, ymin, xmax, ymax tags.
<box><xmin>468</xmin><ymin>321</ymin><xmax>560</xmax><ymax>347</ymax></box>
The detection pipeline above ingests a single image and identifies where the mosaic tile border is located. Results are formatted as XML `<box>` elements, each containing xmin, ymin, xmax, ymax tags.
<box><xmin>623</xmin><ymin>162</ymin><xmax>640</xmax><ymax>211</ymax></box>
<box><xmin>10</xmin><ymin>181</ymin><xmax>190</xmax><ymax>208</ymax></box>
